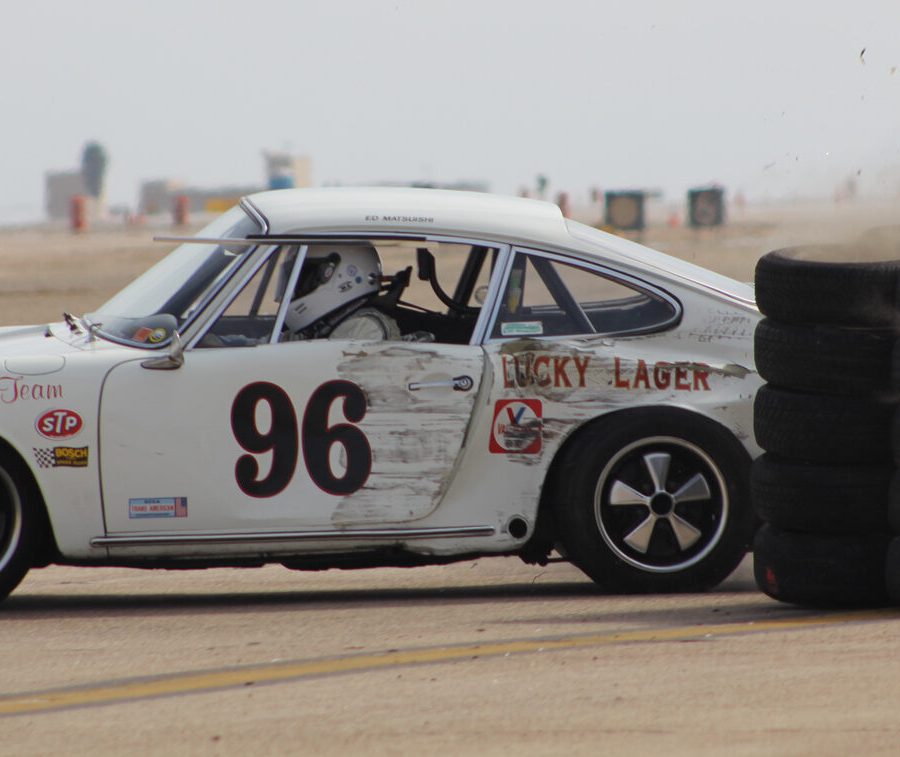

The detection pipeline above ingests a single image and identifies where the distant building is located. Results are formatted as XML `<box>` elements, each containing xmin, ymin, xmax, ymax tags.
<box><xmin>139</xmin><ymin>151</ymin><xmax>313</xmax><ymax>216</ymax></box>
<box><xmin>138</xmin><ymin>180</ymin><xmax>259</xmax><ymax>216</ymax></box>
<box><xmin>45</xmin><ymin>170</ymin><xmax>90</xmax><ymax>219</ymax></box>
<box><xmin>264</xmin><ymin>151</ymin><xmax>312</xmax><ymax>190</ymax></box>
<box><xmin>138</xmin><ymin>179</ymin><xmax>185</xmax><ymax>216</ymax></box>
<box><xmin>44</xmin><ymin>142</ymin><xmax>109</xmax><ymax>221</ymax></box>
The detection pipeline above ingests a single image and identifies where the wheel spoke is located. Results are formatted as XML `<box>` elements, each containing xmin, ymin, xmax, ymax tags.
<box><xmin>672</xmin><ymin>472</ymin><xmax>711</xmax><ymax>503</ymax></box>
<box><xmin>669</xmin><ymin>513</ymin><xmax>702</xmax><ymax>551</ymax></box>
<box><xmin>623</xmin><ymin>514</ymin><xmax>657</xmax><ymax>553</ymax></box>
<box><xmin>609</xmin><ymin>480</ymin><xmax>651</xmax><ymax>507</ymax></box>
<box><xmin>643</xmin><ymin>452</ymin><xmax>671</xmax><ymax>493</ymax></box>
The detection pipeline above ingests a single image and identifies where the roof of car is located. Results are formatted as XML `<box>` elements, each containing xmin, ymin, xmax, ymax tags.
<box><xmin>245</xmin><ymin>186</ymin><xmax>571</xmax><ymax>245</ymax></box>
<box><xmin>243</xmin><ymin>186</ymin><xmax>755</xmax><ymax>308</ymax></box>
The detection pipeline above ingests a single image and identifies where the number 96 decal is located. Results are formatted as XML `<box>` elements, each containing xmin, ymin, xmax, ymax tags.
<box><xmin>230</xmin><ymin>380</ymin><xmax>372</xmax><ymax>498</ymax></box>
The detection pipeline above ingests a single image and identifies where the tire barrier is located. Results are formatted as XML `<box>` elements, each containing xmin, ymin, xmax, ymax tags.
<box><xmin>755</xmin><ymin>246</ymin><xmax>900</xmax><ymax>328</ymax></box>
<box><xmin>752</xmin><ymin>245</ymin><xmax>900</xmax><ymax>607</ymax></box>
<box><xmin>755</xmin><ymin>318</ymin><xmax>893</xmax><ymax>396</ymax></box>
<box><xmin>754</xmin><ymin>524</ymin><xmax>890</xmax><ymax>607</ymax></box>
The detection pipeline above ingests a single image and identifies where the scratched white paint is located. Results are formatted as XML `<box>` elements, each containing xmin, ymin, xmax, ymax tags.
<box><xmin>332</xmin><ymin>343</ymin><xmax>484</xmax><ymax>524</ymax></box>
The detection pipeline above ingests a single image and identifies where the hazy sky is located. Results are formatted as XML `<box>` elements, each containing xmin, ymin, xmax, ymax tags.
<box><xmin>3</xmin><ymin>0</ymin><xmax>900</xmax><ymax>220</ymax></box>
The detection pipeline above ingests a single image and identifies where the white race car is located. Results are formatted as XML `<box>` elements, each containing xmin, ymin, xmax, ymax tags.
<box><xmin>0</xmin><ymin>188</ymin><xmax>762</xmax><ymax>601</ymax></box>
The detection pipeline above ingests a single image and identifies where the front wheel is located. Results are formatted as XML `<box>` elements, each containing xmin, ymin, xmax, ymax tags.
<box><xmin>555</xmin><ymin>409</ymin><xmax>753</xmax><ymax>593</ymax></box>
<box><xmin>0</xmin><ymin>461</ymin><xmax>36</xmax><ymax>602</ymax></box>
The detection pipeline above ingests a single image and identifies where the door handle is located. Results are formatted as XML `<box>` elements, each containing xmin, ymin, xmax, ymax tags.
<box><xmin>408</xmin><ymin>375</ymin><xmax>474</xmax><ymax>392</ymax></box>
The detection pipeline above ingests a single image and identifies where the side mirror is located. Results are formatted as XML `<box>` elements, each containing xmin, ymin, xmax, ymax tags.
<box><xmin>141</xmin><ymin>331</ymin><xmax>185</xmax><ymax>370</ymax></box>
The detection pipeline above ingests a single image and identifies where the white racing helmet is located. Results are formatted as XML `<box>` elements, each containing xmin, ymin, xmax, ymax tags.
<box><xmin>284</xmin><ymin>244</ymin><xmax>382</xmax><ymax>332</ymax></box>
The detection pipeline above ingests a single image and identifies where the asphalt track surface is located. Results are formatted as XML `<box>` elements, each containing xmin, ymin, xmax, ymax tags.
<box><xmin>4</xmin><ymin>557</ymin><xmax>900</xmax><ymax>756</ymax></box>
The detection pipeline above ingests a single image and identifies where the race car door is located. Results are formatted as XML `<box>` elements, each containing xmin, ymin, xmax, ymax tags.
<box><xmin>98</xmin><ymin>339</ymin><xmax>485</xmax><ymax>534</ymax></box>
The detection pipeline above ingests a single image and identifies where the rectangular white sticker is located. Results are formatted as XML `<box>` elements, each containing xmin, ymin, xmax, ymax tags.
<box><xmin>500</xmin><ymin>321</ymin><xmax>543</xmax><ymax>337</ymax></box>
<box><xmin>129</xmin><ymin>497</ymin><xmax>188</xmax><ymax>519</ymax></box>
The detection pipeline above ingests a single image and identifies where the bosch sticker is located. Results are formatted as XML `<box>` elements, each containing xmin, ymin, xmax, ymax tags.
<box><xmin>33</xmin><ymin>446</ymin><xmax>88</xmax><ymax>468</ymax></box>
<box><xmin>36</xmin><ymin>409</ymin><xmax>83</xmax><ymax>439</ymax></box>
<box><xmin>490</xmin><ymin>399</ymin><xmax>542</xmax><ymax>454</ymax></box>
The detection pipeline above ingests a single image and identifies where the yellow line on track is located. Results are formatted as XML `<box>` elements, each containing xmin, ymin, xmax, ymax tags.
<box><xmin>1</xmin><ymin>608</ymin><xmax>896</xmax><ymax>716</ymax></box>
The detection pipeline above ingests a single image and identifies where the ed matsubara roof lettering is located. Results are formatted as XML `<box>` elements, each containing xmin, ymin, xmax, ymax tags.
<box><xmin>365</xmin><ymin>214</ymin><xmax>435</xmax><ymax>224</ymax></box>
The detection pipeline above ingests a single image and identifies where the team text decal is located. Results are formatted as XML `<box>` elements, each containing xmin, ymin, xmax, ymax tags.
<box><xmin>490</xmin><ymin>399</ymin><xmax>543</xmax><ymax>454</ymax></box>
<box><xmin>613</xmin><ymin>358</ymin><xmax>711</xmax><ymax>391</ymax></box>
<box><xmin>231</xmin><ymin>380</ymin><xmax>371</xmax><ymax>498</ymax></box>
<box><xmin>0</xmin><ymin>376</ymin><xmax>63</xmax><ymax>404</ymax></box>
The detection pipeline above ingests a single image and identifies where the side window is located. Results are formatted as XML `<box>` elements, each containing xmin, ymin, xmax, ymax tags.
<box><xmin>491</xmin><ymin>252</ymin><xmax>678</xmax><ymax>339</ymax></box>
<box><xmin>197</xmin><ymin>239</ymin><xmax>504</xmax><ymax>348</ymax></box>
<box><xmin>371</xmin><ymin>240</ymin><xmax>499</xmax><ymax>344</ymax></box>
<box><xmin>198</xmin><ymin>245</ymin><xmax>296</xmax><ymax>347</ymax></box>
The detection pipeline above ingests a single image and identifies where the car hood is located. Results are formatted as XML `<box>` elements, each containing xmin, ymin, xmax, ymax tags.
<box><xmin>0</xmin><ymin>323</ymin><xmax>110</xmax><ymax>370</ymax></box>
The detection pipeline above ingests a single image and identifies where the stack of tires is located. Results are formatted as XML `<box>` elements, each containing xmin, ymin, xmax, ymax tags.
<box><xmin>751</xmin><ymin>245</ymin><xmax>900</xmax><ymax>607</ymax></box>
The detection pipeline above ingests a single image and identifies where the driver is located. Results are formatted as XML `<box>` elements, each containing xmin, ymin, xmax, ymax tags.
<box><xmin>284</xmin><ymin>244</ymin><xmax>400</xmax><ymax>340</ymax></box>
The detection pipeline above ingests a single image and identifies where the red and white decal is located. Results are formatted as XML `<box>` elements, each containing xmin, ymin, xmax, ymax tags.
<box><xmin>490</xmin><ymin>399</ymin><xmax>543</xmax><ymax>454</ymax></box>
<box><xmin>36</xmin><ymin>408</ymin><xmax>83</xmax><ymax>439</ymax></box>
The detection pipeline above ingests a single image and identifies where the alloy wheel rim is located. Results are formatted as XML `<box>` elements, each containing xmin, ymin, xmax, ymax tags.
<box><xmin>593</xmin><ymin>436</ymin><xmax>728</xmax><ymax>573</ymax></box>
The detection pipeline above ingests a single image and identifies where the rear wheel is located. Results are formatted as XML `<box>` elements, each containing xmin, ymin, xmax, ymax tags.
<box><xmin>0</xmin><ymin>461</ymin><xmax>36</xmax><ymax>602</ymax></box>
<box><xmin>555</xmin><ymin>410</ymin><xmax>753</xmax><ymax>593</ymax></box>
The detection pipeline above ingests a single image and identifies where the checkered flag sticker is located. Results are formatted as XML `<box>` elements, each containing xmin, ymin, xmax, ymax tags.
<box><xmin>33</xmin><ymin>448</ymin><xmax>56</xmax><ymax>469</ymax></box>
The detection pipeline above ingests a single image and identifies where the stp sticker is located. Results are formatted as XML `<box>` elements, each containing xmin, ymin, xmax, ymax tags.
<box><xmin>490</xmin><ymin>399</ymin><xmax>543</xmax><ymax>454</ymax></box>
<box><xmin>36</xmin><ymin>409</ymin><xmax>83</xmax><ymax>439</ymax></box>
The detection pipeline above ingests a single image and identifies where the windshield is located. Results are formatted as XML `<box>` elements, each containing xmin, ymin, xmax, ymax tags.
<box><xmin>87</xmin><ymin>205</ymin><xmax>263</xmax><ymax>346</ymax></box>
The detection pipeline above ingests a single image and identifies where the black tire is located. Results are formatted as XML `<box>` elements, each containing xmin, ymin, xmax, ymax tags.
<box><xmin>754</xmin><ymin>385</ymin><xmax>893</xmax><ymax>464</ymax></box>
<box><xmin>889</xmin><ymin>340</ymin><xmax>900</xmax><ymax>394</ymax></box>
<box><xmin>884</xmin><ymin>471</ymin><xmax>900</xmax><ymax>534</ymax></box>
<box><xmin>754</xmin><ymin>523</ymin><xmax>890</xmax><ymax>607</ymax></box>
<box><xmin>755</xmin><ymin>318</ymin><xmax>893</xmax><ymax>396</ymax></box>
<box><xmin>755</xmin><ymin>246</ymin><xmax>900</xmax><ymax>327</ymax></box>
<box><xmin>884</xmin><ymin>536</ymin><xmax>900</xmax><ymax>604</ymax></box>
<box><xmin>0</xmin><ymin>459</ymin><xmax>36</xmax><ymax>603</ymax></box>
<box><xmin>555</xmin><ymin>408</ymin><xmax>753</xmax><ymax>593</ymax></box>
<box><xmin>752</xmin><ymin>454</ymin><xmax>891</xmax><ymax>534</ymax></box>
